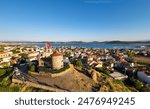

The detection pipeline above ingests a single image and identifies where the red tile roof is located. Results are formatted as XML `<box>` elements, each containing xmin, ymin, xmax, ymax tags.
<box><xmin>51</xmin><ymin>52</ymin><xmax>63</xmax><ymax>57</ymax></box>
<box><xmin>0</xmin><ymin>52</ymin><xmax>7</xmax><ymax>54</ymax></box>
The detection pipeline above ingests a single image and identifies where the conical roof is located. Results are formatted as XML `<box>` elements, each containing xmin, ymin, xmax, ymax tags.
<box><xmin>51</xmin><ymin>51</ymin><xmax>63</xmax><ymax>56</ymax></box>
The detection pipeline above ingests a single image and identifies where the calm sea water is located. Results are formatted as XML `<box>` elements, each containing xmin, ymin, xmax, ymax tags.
<box><xmin>21</xmin><ymin>43</ymin><xmax>149</xmax><ymax>49</ymax></box>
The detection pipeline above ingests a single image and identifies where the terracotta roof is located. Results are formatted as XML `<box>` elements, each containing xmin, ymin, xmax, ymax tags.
<box><xmin>51</xmin><ymin>52</ymin><xmax>63</xmax><ymax>57</ymax></box>
<box><xmin>11</xmin><ymin>60</ymin><xmax>17</xmax><ymax>63</ymax></box>
<box><xmin>0</xmin><ymin>52</ymin><xmax>7</xmax><ymax>54</ymax></box>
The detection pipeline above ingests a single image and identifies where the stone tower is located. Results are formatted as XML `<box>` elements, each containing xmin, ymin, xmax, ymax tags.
<box><xmin>51</xmin><ymin>52</ymin><xmax>64</xmax><ymax>70</ymax></box>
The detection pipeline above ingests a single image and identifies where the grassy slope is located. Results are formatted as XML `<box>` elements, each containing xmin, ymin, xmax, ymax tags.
<box><xmin>97</xmin><ymin>72</ymin><xmax>130</xmax><ymax>92</ymax></box>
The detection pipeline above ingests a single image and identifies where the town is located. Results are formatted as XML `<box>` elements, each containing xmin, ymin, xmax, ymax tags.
<box><xmin>0</xmin><ymin>42</ymin><xmax>150</xmax><ymax>92</ymax></box>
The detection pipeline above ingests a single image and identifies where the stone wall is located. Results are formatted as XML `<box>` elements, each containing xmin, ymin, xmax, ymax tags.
<box><xmin>29</xmin><ymin>65</ymin><xmax>71</xmax><ymax>77</ymax></box>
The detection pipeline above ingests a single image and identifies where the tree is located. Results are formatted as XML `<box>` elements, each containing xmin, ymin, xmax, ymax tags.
<box><xmin>12</xmin><ymin>50</ymin><xmax>20</xmax><ymax>54</ymax></box>
<box><xmin>19</xmin><ymin>53</ymin><xmax>28</xmax><ymax>59</ymax></box>
<box><xmin>134</xmin><ymin>79</ymin><xmax>143</xmax><ymax>90</ymax></box>
<box><xmin>0</xmin><ymin>47</ymin><xmax>4</xmax><ymax>52</ymax></box>
<box><xmin>75</xmin><ymin>60</ymin><xmax>83</xmax><ymax>67</ymax></box>
<box><xmin>103</xmin><ymin>61</ymin><xmax>110</xmax><ymax>67</ymax></box>
<box><xmin>96</xmin><ymin>67</ymin><xmax>111</xmax><ymax>75</ymax></box>
<box><xmin>30</xmin><ymin>64</ymin><xmax>35</xmax><ymax>72</ymax></box>
<box><xmin>65</xmin><ymin>52</ymin><xmax>71</xmax><ymax>57</ymax></box>
<box><xmin>11</xmin><ymin>56</ymin><xmax>15</xmax><ymax>60</ymax></box>
<box><xmin>127</xmin><ymin>51</ymin><xmax>134</xmax><ymax>58</ymax></box>
<box><xmin>129</xmin><ymin>77</ymin><xmax>143</xmax><ymax>90</ymax></box>
<box><xmin>47</xmin><ymin>56</ymin><xmax>52</xmax><ymax>60</ymax></box>
<box><xmin>30</xmin><ymin>65</ymin><xmax>35</xmax><ymax>72</ymax></box>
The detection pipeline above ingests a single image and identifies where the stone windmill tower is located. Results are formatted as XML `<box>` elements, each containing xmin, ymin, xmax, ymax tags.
<box><xmin>51</xmin><ymin>51</ymin><xmax>64</xmax><ymax>70</ymax></box>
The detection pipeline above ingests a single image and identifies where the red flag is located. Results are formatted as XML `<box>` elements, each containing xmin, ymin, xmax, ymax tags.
<box><xmin>46</xmin><ymin>42</ymin><xmax>51</xmax><ymax>49</ymax></box>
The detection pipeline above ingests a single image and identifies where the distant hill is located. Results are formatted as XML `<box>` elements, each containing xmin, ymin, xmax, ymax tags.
<box><xmin>104</xmin><ymin>41</ymin><xmax>150</xmax><ymax>44</ymax></box>
<box><xmin>0</xmin><ymin>40</ymin><xmax>150</xmax><ymax>44</ymax></box>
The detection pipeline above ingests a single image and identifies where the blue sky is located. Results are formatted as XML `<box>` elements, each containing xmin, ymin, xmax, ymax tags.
<box><xmin>0</xmin><ymin>0</ymin><xmax>150</xmax><ymax>41</ymax></box>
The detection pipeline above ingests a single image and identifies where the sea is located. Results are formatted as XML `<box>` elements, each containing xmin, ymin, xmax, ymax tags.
<box><xmin>20</xmin><ymin>42</ymin><xmax>150</xmax><ymax>49</ymax></box>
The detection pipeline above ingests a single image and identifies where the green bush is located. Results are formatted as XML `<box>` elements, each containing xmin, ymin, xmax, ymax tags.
<box><xmin>0</xmin><ymin>83</ymin><xmax>21</xmax><ymax>92</ymax></box>
<box><xmin>30</xmin><ymin>65</ymin><xmax>36</xmax><ymax>72</ymax></box>
<box><xmin>50</xmin><ymin>64</ymin><xmax>70</xmax><ymax>74</ymax></box>
<box><xmin>19</xmin><ymin>53</ymin><xmax>28</xmax><ymax>59</ymax></box>
<box><xmin>96</xmin><ymin>68</ymin><xmax>111</xmax><ymax>75</ymax></box>
<box><xmin>1</xmin><ymin>77</ymin><xmax>11</xmax><ymax>86</ymax></box>
<box><xmin>113</xmin><ymin>80</ymin><xmax>123</xmax><ymax>85</ymax></box>
<box><xmin>128</xmin><ymin>77</ymin><xmax>144</xmax><ymax>90</ymax></box>
<box><xmin>75</xmin><ymin>60</ymin><xmax>83</xmax><ymax>67</ymax></box>
<box><xmin>11</xmin><ymin>50</ymin><xmax>20</xmax><ymax>54</ymax></box>
<box><xmin>65</xmin><ymin>52</ymin><xmax>71</xmax><ymax>57</ymax></box>
<box><xmin>28</xmin><ymin>62</ymin><xmax>36</xmax><ymax>72</ymax></box>
<box><xmin>0</xmin><ymin>69</ymin><xmax>6</xmax><ymax>76</ymax></box>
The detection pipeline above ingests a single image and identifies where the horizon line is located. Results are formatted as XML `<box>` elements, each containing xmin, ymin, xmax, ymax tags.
<box><xmin>0</xmin><ymin>40</ymin><xmax>150</xmax><ymax>42</ymax></box>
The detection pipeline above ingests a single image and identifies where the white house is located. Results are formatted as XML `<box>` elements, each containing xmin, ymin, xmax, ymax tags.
<box><xmin>2</xmin><ymin>57</ymin><xmax>11</xmax><ymax>62</ymax></box>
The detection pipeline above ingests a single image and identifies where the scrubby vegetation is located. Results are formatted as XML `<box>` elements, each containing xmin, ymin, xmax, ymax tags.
<box><xmin>0</xmin><ymin>69</ymin><xmax>6</xmax><ymax>76</ymax></box>
<box><xmin>19</xmin><ymin>53</ymin><xmax>28</xmax><ymax>59</ymax></box>
<box><xmin>42</xmin><ymin>64</ymin><xmax>70</xmax><ymax>74</ymax></box>
<box><xmin>29</xmin><ymin>63</ymin><xmax>36</xmax><ymax>72</ymax></box>
<box><xmin>75</xmin><ymin>60</ymin><xmax>83</xmax><ymax>67</ymax></box>
<box><xmin>124</xmin><ymin>77</ymin><xmax>145</xmax><ymax>91</ymax></box>
<box><xmin>50</xmin><ymin>64</ymin><xmax>70</xmax><ymax>74</ymax></box>
<box><xmin>11</xmin><ymin>49</ymin><xmax>20</xmax><ymax>54</ymax></box>
<box><xmin>33</xmin><ymin>64</ymin><xmax>70</xmax><ymax>75</ymax></box>
<box><xmin>99</xmin><ymin>77</ymin><xmax>130</xmax><ymax>92</ymax></box>
<box><xmin>96</xmin><ymin>68</ymin><xmax>111</xmax><ymax>75</ymax></box>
